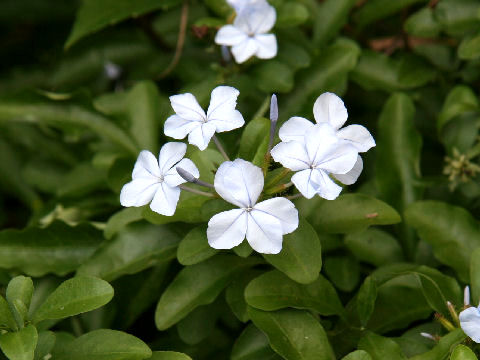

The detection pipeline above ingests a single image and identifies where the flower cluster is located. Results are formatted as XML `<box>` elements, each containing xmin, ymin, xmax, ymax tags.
<box><xmin>215</xmin><ymin>0</ymin><xmax>277</xmax><ymax>64</ymax></box>
<box><xmin>121</xmin><ymin>85</ymin><xmax>374</xmax><ymax>254</ymax></box>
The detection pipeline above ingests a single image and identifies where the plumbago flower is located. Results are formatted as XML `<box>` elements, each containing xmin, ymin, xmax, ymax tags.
<box><xmin>215</xmin><ymin>0</ymin><xmax>277</xmax><ymax>63</ymax></box>
<box><xmin>271</xmin><ymin>123</ymin><xmax>359</xmax><ymax>200</ymax></box>
<box><xmin>120</xmin><ymin>142</ymin><xmax>199</xmax><ymax>216</ymax></box>
<box><xmin>164</xmin><ymin>86</ymin><xmax>244</xmax><ymax>151</ymax></box>
<box><xmin>278</xmin><ymin>92</ymin><xmax>376</xmax><ymax>185</ymax></box>
<box><xmin>460</xmin><ymin>286</ymin><xmax>480</xmax><ymax>343</ymax></box>
<box><xmin>207</xmin><ymin>159</ymin><xmax>298</xmax><ymax>254</ymax></box>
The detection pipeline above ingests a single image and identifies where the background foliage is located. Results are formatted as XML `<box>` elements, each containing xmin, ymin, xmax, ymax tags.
<box><xmin>1</xmin><ymin>0</ymin><xmax>480</xmax><ymax>359</ymax></box>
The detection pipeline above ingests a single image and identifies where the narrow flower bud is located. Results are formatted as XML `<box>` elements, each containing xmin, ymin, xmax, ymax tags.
<box><xmin>435</xmin><ymin>313</ymin><xmax>456</xmax><ymax>331</ymax></box>
<box><xmin>270</xmin><ymin>94</ymin><xmax>278</xmax><ymax>124</ymax></box>
<box><xmin>176</xmin><ymin>167</ymin><xmax>214</xmax><ymax>189</ymax></box>
<box><xmin>420</xmin><ymin>332</ymin><xmax>436</xmax><ymax>341</ymax></box>
<box><xmin>465</xmin><ymin>285</ymin><xmax>471</xmax><ymax>307</ymax></box>
<box><xmin>221</xmin><ymin>45</ymin><xmax>232</xmax><ymax>63</ymax></box>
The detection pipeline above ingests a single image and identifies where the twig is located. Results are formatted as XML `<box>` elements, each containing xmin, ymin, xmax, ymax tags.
<box><xmin>179</xmin><ymin>185</ymin><xmax>215</xmax><ymax>197</ymax></box>
<box><xmin>286</xmin><ymin>193</ymin><xmax>303</xmax><ymax>200</ymax></box>
<box><xmin>212</xmin><ymin>134</ymin><xmax>230</xmax><ymax>161</ymax></box>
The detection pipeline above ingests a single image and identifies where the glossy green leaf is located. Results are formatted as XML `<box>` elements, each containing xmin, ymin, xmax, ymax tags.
<box><xmin>342</xmin><ymin>351</ymin><xmax>373</xmax><ymax>360</ymax></box>
<box><xmin>435</xmin><ymin>0</ymin><xmax>480</xmax><ymax>37</ymax></box>
<box><xmin>176</xmin><ymin>225</ymin><xmax>217</xmax><ymax>266</ymax></box>
<box><xmin>358</xmin><ymin>332</ymin><xmax>406</xmax><ymax>360</ymax></box>
<box><xmin>438</xmin><ymin>85</ymin><xmax>478</xmax><ymax>131</ymax></box>
<box><xmin>32</xmin><ymin>276</ymin><xmax>113</xmax><ymax>323</ymax></box>
<box><xmin>254</xmin><ymin>61</ymin><xmax>294</xmax><ymax>93</ymax></box>
<box><xmin>404</xmin><ymin>8</ymin><xmax>441</xmax><ymax>37</ymax></box>
<box><xmin>231</xmin><ymin>324</ymin><xmax>281</xmax><ymax>360</ymax></box>
<box><xmin>248</xmin><ymin>308</ymin><xmax>336</xmax><ymax>360</ymax></box>
<box><xmin>353</xmin><ymin>0</ymin><xmax>427</xmax><ymax>27</ymax></box>
<box><xmin>176</xmin><ymin>303</ymin><xmax>218</xmax><ymax>345</ymax></box>
<box><xmin>263</xmin><ymin>217</ymin><xmax>322</xmax><ymax>284</ymax></box>
<box><xmin>226</xmin><ymin>270</ymin><xmax>263</xmax><ymax>323</ymax></box>
<box><xmin>351</xmin><ymin>51</ymin><xmax>435</xmax><ymax>92</ymax></box>
<box><xmin>298</xmin><ymin>194</ymin><xmax>401</xmax><ymax>234</ymax></box>
<box><xmin>313</xmin><ymin>0</ymin><xmax>357</xmax><ymax>46</ymax></box>
<box><xmin>34</xmin><ymin>331</ymin><xmax>56</xmax><ymax>360</ymax></box>
<box><xmin>409</xmin><ymin>329</ymin><xmax>466</xmax><ymax>360</ymax></box>
<box><xmin>65</xmin><ymin>0</ymin><xmax>181</xmax><ymax>48</ymax></box>
<box><xmin>245</xmin><ymin>270</ymin><xmax>345</xmax><ymax>317</ymax></box>
<box><xmin>0</xmin><ymin>325</ymin><xmax>38</xmax><ymax>360</ymax></box>
<box><xmin>405</xmin><ymin>201</ymin><xmax>480</xmax><ymax>282</ymax></box>
<box><xmin>55</xmin><ymin>329</ymin><xmax>152</xmax><ymax>360</ymax></box>
<box><xmin>155</xmin><ymin>255</ymin><xmax>260</xmax><ymax>330</ymax></box>
<box><xmin>345</xmin><ymin>228</ymin><xmax>403</xmax><ymax>266</ymax></box>
<box><xmin>276</xmin><ymin>2</ymin><xmax>309</xmax><ymax>27</ymax></box>
<box><xmin>324</xmin><ymin>256</ymin><xmax>360</xmax><ymax>292</ymax></box>
<box><xmin>104</xmin><ymin>207</ymin><xmax>144</xmax><ymax>240</ymax></box>
<box><xmin>149</xmin><ymin>352</ymin><xmax>192</xmax><ymax>360</ymax></box>
<box><xmin>450</xmin><ymin>344</ymin><xmax>478</xmax><ymax>360</ymax></box>
<box><xmin>6</xmin><ymin>276</ymin><xmax>34</xmax><ymax>326</ymax></box>
<box><xmin>0</xmin><ymin>295</ymin><xmax>17</xmax><ymax>331</ymax></box>
<box><xmin>238</xmin><ymin>117</ymin><xmax>269</xmax><ymax>167</ymax></box>
<box><xmin>77</xmin><ymin>223</ymin><xmax>181</xmax><ymax>281</ymax></box>
<box><xmin>357</xmin><ymin>277</ymin><xmax>377</xmax><ymax>328</ymax></box>
<box><xmin>458</xmin><ymin>33</ymin><xmax>480</xmax><ymax>60</ymax></box>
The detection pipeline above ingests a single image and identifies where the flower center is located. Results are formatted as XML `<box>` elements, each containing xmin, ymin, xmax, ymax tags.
<box><xmin>245</xmin><ymin>206</ymin><xmax>253</xmax><ymax>212</ymax></box>
<box><xmin>158</xmin><ymin>175</ymin><xmax>165</xmax><ymax>183</ymax></box>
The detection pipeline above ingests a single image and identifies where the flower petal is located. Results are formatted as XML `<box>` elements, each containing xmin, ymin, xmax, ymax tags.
<box><xmin>246</xmin><ymin>210</ymin><xmax>283</xmax><ymax>254</ymax></box>
<box><xmin>231</xmin><ymin>38</ymin><xmax>259</xmax><ymax>64</ymax></box>
<box><xmin>235</xmin><ymin>2</ymin><xmax>276</xmax><ymax>34</ymax></box>
<box><xmin>207</xmin><ymin>209</ymin><xmax>247</xmax><ymax>249</ymax></box>
<box><xmin>278</xmin><ymin>117</ymin><xmax>314</xmax><ymax>142</ymax></box>
<box><xmin>460</xmin><ymin>307</ymin><xmax>480</xmax><ymax>343</ymax></box>
<box><xmin>254</xmin><ymin>197</ymin><xmax>299</xmax><ymax>234</ymax></box>
<box><xmin>158</xmin><ymin>142</ymin><xmax>187</xmax><ymax>174</ymax></box>
<box><xmin>164</xmin><ymin>115</ymin><xmax>201</xmax><ymax>140</ymax></box>
<box><xmin>206</xmin><ymin>86</ymin><xmax>245</xmax><ymax>132</ymax></box>
<box><xmin>291</xmin><ymin>169</ymin><xmax>317</xmax><ymax>199</ymax></box>
<box><xmin>336</xmin><ymin>124</ymin><xmax>376</xmax><ymax>152</ymax></box>
<box><xmin>214</xmin><ymin>159</ymin><xmax>264</xmax><ymax>207</ymax></box>
<box><xmin>187</xmin><ymin>122</ymin><xmax>216</xmax><ymax>151</ymax></box>
<box><xmin>316</xmin><ymin>142</ymin><xmax>358</xmax><ymax>175</ymax></box>
<box><xmin>310</xmin><ymin>169</ymin><xmax>343</xmax><ymax>200</ymax></box>
<box><xmin>169</xmin><ymin>93</ymin><xmax>206</xmax><ymax>122</ymax></box>
<box><xmin>333</xmin><ymin>155</ymin><xmax>363</xmax><ymax>185</ymax></box>
<box><xmin>254</xmin><ymin>34</ymin><xmax>277</xmax><ymax>59</ymax></box>
<box><xmin>303</xmin><ymin>123</ymin><xmax>339</xmax><ymax>164</ymax></box>
<box><xmin>313</xmin><ymin>92</ymin><xmax>348</xmax><ymax>130</ymax></box>
<box><xmin>215</xmin><ymin>25</ymin><xmax>248</xmax><ymax>46</ymax></box>
<box><xmin>120</xmin><ymin>179</ymin><xmax>160</xmax><ymax>207</ymax></box>
<box><xmin>150</xmin><ymin>182</ymin><xmax>180</xmax><ymax>216</ymax></box>
<box><xmin>164</xmin><ymin>158</ymin><xmax>200</xmax><ymax>188</ymax></box>
<box><xmin>132</xmin><ymin>150</ymin><xmax>161</xmax><ymax>179</ymax></box>
<box><xmin>270</xmin><ymin>141</ymin><xmax>310</xmax><ymax>171</ymax></box>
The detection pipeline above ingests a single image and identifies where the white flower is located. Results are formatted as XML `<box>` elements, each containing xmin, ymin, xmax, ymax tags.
<box><xmin>227</xmin><ymin>0</ymin><xmax>267</xmax><ymax>13</ymax></box>
<box><xmin>271</xmin><ymin>123</ymin><xmax>358</xmax><ymax>200</ymax></box>
<box><xmin>120</xmin><ymin>142</ymin><xmax>199</xmax><ymax>216</ymax></box>
<box><xmin>164</xmin><ymin>86</ymin><xmax>245</xmax><ymax>151</ymax></box>
<box><xmin>215</xmin><ymin>1</ymin><xmax>277</xmax><ymax>64</ymax></box>
<box><xmin>460</xmin><ymin>305</ymin><xmax>480</xmax><ymax>343</ymax></box>
<box><xmin>278</xmin><ymin>92</ymin><xmax>376</xmax><ymax>185</ymax></box>
<box><xmin>207</xmin><ymin>159</ymin><xmax>298</xmax><ymax>254</ymax></box>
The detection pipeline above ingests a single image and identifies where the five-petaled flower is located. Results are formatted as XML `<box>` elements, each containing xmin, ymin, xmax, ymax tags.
<box><xmin>120</xmin><ymin>142</ymin><xmax>199</xmax><ymax>216</ymax></box>
<box><xmin>278</xmin><ymin>92</ymin><xmax>376</xmax><ymax>185</ymax></box>
<box><xmin>164</xmin><ymin>86</ymin><xmax>245</xmax><ymax>151</ymax></box>
<box><xmin>215</xmin><ymin>0</ymin><xmax>277</xmax><ymax>64</ymax></box>
<box><xmin>207</xmin><ymin>159</ymin><xmax>298</xmax><ymax>254</ymax></box>
<box><xmin>271</xmin><ymin>123</ymin><xmax>359</xmax><ymax>200</ymax></box>
<box><xmin>460</xmin><ymin>289</ymin><xmax>480</xmax><ymax>343</ymax></box>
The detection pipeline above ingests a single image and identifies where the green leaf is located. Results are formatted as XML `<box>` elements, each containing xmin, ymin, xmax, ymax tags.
<box><xmin>263</xmin><ymin>217</ymin><xmax>322</xmax><ymax>284</ymax></box>
<box><xmin>409</xmin><ymin>329</ymin><xmax>466</xmax><ymax>360</ymax></box>
<box><xmin>0</xmin><ymin>295</ymin><xmax>18</xmax><ymax>331</ymax></box>
<box><xmin>298</xmin><ymin>194</ymin><xmax>401</xmax><ymax>234</ymax></box>
<box><xmin>177</xmin><ymin>225</ymin><xmax>218</xmax><ymax>266</ymax></box>
<box><xmin>104</xmin><ymin>207</ymin><xmax>144</xmax><ymax>240</ymax></box>
<box><xmin>0</xmin><ymin>100</ymin><xmax>138</xmax><ymax>155</ymax></box>
<box><xmin>345</xmin><ymin>228</ymin><xmax>403</xmax><ymax>266</ymax></box>
<box><xmin>6</xmin><ymin>276</ymin><xmax>34</xmax><ymax>326</ymax></box>
<box><xmin>471</xmin><ymin>248</ymin><xmax>480</xmax><ymax>303</ymax></box>
<box><xmin>351</xmin><ymin>51</ymin><xmax>435</xmax><ymax>92</ymax></box>
<box><xmin>65</xmin><ymin>0</ymin><xmax>181</xmax><ymax>48</ymax></box>
<box><xmin>458</xmin><ymin>33</ymin><xmax>480</xmax><ymax>60</ymax></box>
<box><xmin>434</xmin><ymin>0</ymin><xmax>480</xmax><ymax>37</ymax></box>
<box><xmin>32</xmin><ymin>276</ymin><xmax>113</xmax><ymax>323</ymax></box>
<box><xmin>248</xmin><ymin>308</ymin><xmax>336</xmax><ymax>360</ymax></box>
<box><xmin>176</xmin><ymin>303</ymin><xmax>218</xmax><ymax>345</ymax></box>
<box><xmin>450</xmin><ymin>344</ymin><xmax>478</xmax><ymax>360</ymax></box>
<box><xmin>143</xmin><ymin>193</ymin><xmax>209</xmax><ymax>225</ymax></box>
<box><xmin>226</xmin><ymin>270</ymin><xmax>263</xmax><ymax>323</ymax></box>
<box><xmin>149</xmin><ymin>352</ymin><xmax>192</xmax><ymax>360</ymax></box>
<box><xmin>438</xmin><ymin>85</ymin><xmax>478</xmax><ymax>131</ymax></box>
<box><xmin>0</xmin><ymin>222</ymin><xmax>101</xmax><ymax>277</ymax></box>
<box><xmin>342</xmin><ymin>351</ymin><xmax>373</xmax><ymax>360</ymax></box>
<box><xmin>254</xmin><ymin>61</ymin><xmax>294</xmax><ymax>93</ymax></box>
<box><xmin>231</xmin><ymin>324</ymin><xmax>281</xmax><ymax>360</ymax></box>
<box><xmin>238</xmin><ymin>117</ymin><xmax>270</xmax><ymax>168</ymax></box>
<box><xmin>313</xmin><ymin>0</ymin><xmax>357</xmax><ymax>46</ymax></box>
<box><xmin>245</xmin><ymin>270</ymin><xmax>345</xmax><ymax>317</ymax></box>
<box><xmin>324</xmin><ymin>256</ymin><xmax>360</xmax><ymax>292</ymax></box>
<box><xmin>404</xmin><ymin>8</ymin><xmax>441</xmax><ymax>37</ymax></box>
<box><xmin>358</xmin><ymin>332</ymin><xmax>406</xmax><ymax>360</ymax></box>
<box><xmin>353</xmin><ymin>0</ymin><xmax>428</xmax><ymax>27</ymax></box>
<box><xmin>55</xmin><ymin>329</ymin><xmax>152</xmax><ymax>360</ymax></box>
<box><xmin>276</xmin><ymin>2</ymin><xmax>309</xmax><ymax>27</ymax></box>
<box><xmin>155</xmin><ymin>255</ymin><xmax>260</xmax><ymax>330</ymax></box>
<box><xmin>405</xmin><ymin>201</ymin><xmax>480</xmax><ymax>282</ymax></box>
<box><xmin>34</xmin><ymin>331</ymin><xmax>55</xmax><ymax>360</ymax></box>
<box><xmin>126</xmin><ymin>81</ymin><xmax>165</xmax><ymax>153</ymax></box>
<box><xmin>357</xmin><ymin>277</ymin><xmax>377</xmax><ymax>328</ymax></box>
<box><xmin>77</xmin><ymin>223</ymin><xmax>181</xmax><ymax>281</ymax></box>
<box><xmin>0</xmin><ymin>325</ymin><xmax>38</xmax><ymax>360</ymax></box>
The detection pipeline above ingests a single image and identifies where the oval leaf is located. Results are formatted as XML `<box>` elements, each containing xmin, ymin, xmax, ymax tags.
<box><xmin>0</xmin><ymin>325</ymin><xmax>38</xmax><ymax>360</ymax></box>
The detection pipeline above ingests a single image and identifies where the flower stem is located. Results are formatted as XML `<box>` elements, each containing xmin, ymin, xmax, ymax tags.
<box><xmin>179</xmin><ymin>185</ymin><xmax>216</xmax><ymax>197</ymax></box>
<box><xmin>265</xmin><ymin>181</ymin><xmax>293</xmax><ymax>195</ymax></box>
<box><xmin>212</xmin><ymin>134</ymin><xmax>230</xmax><ymax>161</ymax></box>
<box><xmin>286</xmin><ymin>193</ymin><xmax>303</xmax><ymax>200</ymax></box>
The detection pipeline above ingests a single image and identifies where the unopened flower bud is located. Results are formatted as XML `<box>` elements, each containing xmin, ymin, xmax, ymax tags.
<box><xmin>270</xmin><ymin>94</ymin><xmax>278</xmax><ymax>124</ymax></box>
<box><xmin>177</xmin><ymin>166</ymin><xmax>197</xmax><ymax>183</ymax></box>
